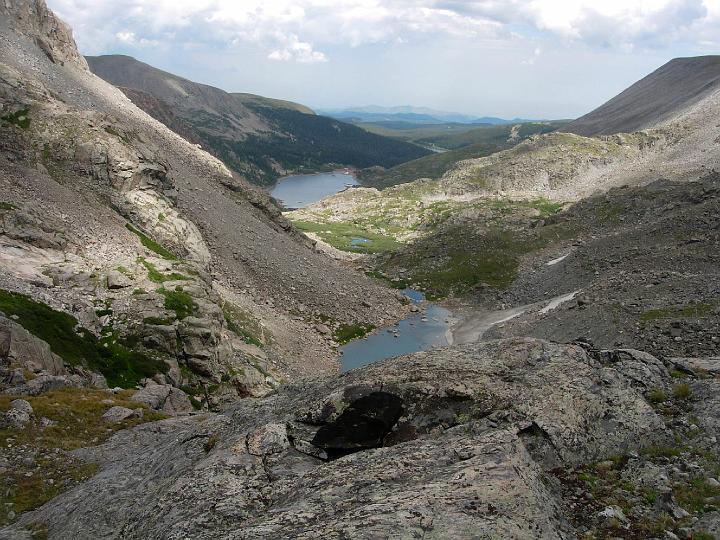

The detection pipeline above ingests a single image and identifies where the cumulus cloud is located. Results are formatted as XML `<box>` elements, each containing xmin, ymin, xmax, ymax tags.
<box><xmin>114</xmin><ymin>30</ymin><xmax>159</xmax><ymax>47</ymax></box>
<box><xmin>47</xmin><ymin>0</ymin><xmax>720</xmax><ymax>60</ymax></box>
<box><xmin>268</xmin><ymin>35</ymin><xmax>327</xmax><ymax>63</ymax></box>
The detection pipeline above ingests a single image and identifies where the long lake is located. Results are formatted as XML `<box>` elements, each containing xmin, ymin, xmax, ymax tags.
<box><xmin>270</xmin><ymin>172</ymin><xmax>357</xmax><ymax>208</ymax></box>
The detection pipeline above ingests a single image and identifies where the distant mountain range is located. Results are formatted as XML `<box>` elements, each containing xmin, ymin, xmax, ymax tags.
<box><xmin>318</xmin><ymin>105</ymin><xmax>540</xmax><ymax>125</ymax></box>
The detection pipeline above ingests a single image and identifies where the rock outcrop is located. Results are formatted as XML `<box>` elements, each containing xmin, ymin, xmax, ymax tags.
<box><xmin>4</xmin><ymin>338</ymin><xmax>691</xmax><ymax>539</ymax></box>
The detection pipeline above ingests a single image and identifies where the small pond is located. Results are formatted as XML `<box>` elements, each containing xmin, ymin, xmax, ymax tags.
<box><xmin>340</xmin><ymin>289</ymin><xmax>454</xmax><ymax>372</ymax></box>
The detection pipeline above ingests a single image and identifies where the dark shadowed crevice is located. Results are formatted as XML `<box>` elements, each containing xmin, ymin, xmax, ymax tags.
<box><xmin>311</xmin><ymin>391</ymin><xmax>404</xmax><ymax>460</ymax></box>
<box><xmin>518</xmin><ymin>421</ymin><xmax>561</xmax><ymax>470</ymax></box>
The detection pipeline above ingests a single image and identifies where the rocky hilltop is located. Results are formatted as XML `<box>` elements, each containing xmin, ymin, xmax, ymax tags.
<box><xmin>6</xmin><ymin>338</ymin><xmax>720</xmax><ymax>539</ymax></box>
<box><xmin>565</xmin><ymin>56</ymin><xmax>720</xmax><ymax>136</ymax></box>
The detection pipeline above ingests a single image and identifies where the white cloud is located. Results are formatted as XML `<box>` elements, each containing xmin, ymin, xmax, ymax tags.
<box><xmin>268</xmin><ymin>35</ymin><xmax>327</xmax><ymax>63</ymax></box>
<box><xmin>115</xmin><ymin>31</ymin><xmax>135</xmax><ymax>43</ymax></box>
<box><xmin>114</xmin><ymin>30</ymin><xmax>159</xmax><ymax>47</ymax></box>
<box><xmin>47</xmin><ymin>0</ymin><xmax>720</xmax><ymax>59</ymax></box>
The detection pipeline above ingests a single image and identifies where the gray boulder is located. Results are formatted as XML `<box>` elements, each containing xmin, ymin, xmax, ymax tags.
<box><xmin>130</xmin><ymin>384</ymin><xmax>193</xmax><ymax>416</ymax></box>
<box><xmin>102</xmin><ymin>406</ymin><xmax>138</xmax><ymax>423</ymax></box>
<box><xmin>106</xmin><ymin>270</ymin><xmax>132</xmax><ymax>289</ymax></box>
<box><xmin>5</xmin><ymin>399</ymin><xmax>33</xmax><ymax>427</ymax></box>
<box><xmin>3</xmin><ymin>374</ymin><xmax>84</xmax><ymax>396</ymax></box>
<box><xmin>0</xmin><ymin>316</ymin><xmax>66</xmax><ymax>376</ymax></box>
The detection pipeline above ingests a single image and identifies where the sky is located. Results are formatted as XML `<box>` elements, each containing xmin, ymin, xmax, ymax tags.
<box><xmin>46</xmin><ymin>0</ymin><xmax>720</xmax><ymax>119</ymax></box>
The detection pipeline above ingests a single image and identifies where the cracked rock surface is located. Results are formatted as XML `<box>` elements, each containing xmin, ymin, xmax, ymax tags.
<box><xmin>3</xmin><ymin>338</ymin><xmax>692</xmax><ymax>539</ymax></box>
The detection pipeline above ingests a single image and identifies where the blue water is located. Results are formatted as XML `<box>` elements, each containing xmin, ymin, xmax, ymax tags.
<box><xmin>350</xmin><ymin>237</ymin><xmax>370</xmax><ymax>246</ymax></box>
<box><xmin>270</xmin><ymin>172</ymin><xmax>356</xmax><ymax>208</ymax></box>
<box><xmin>340</xmin><ymin>289</ymin><xmax>453</xmax><ymax>372</ymax></box>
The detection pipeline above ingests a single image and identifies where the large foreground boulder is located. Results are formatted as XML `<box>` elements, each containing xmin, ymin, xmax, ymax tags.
<box><xmin>4</xmin><ymin>338</ymin><xmax>672</xmax><ymax>539</ymax></box>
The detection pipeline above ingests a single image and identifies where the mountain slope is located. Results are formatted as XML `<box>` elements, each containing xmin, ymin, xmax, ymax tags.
<box><xmin>86</xmin><ymin>55</ymin><xmax>430</xmax><ymax>185</ymax></box>
<box><xmin>564</xmin><ymin>56</ymin><xmax>720</xmax><ymax>136</ymax></box>
<box><xmin>0</xmin><ymin>0</ymin><xmax>405</xmax><ymax>406</ymax></box>
<box><xmin>358</xmin><ymin>121</ymin><xmax>566</xmax><ymax>188</ymax></box>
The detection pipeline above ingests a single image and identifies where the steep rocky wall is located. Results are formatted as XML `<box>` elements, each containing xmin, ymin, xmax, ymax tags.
<box><xmin>1</xmin><ymin>0</ymin><xmax>89</xmax><ymax>70</ymax></box>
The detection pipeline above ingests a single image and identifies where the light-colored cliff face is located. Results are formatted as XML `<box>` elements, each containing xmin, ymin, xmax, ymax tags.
<box><xmin>2</xmin><ymin>0</ymin><xmax>89</xmax><ymax>70</ymax></box>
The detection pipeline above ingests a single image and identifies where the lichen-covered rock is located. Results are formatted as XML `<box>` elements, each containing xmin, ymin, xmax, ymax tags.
<box><xmin>246</xmin><ymin>423</ymin><xmax>289</xmax><ymax>456</ymax></box>
<box><xmin>6</xmin><ymin>339</ymin><xmax>673</xmax><ymax>539</ymax></box>
<box><xmin>5</xmin><ymin>398</ymin><xmax>32</xmax><ymax>427</ymax></box>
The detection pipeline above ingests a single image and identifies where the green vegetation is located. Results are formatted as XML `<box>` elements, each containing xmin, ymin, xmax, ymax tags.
<box><xmin>354</xmin><ymin>121</ymin><xmax>485</xmax><ymax>144</ymax></box>
<box><xmin>192</xmin><ymin>105</ymin><xmax>430</xmax><ymax>186</ymax></box>
<box><xmin>334</xmin><ymin>323</ymin><xmax>375</xmax><ymax>344</ymax></box>
<box><xmin>138</xmin><ymin>258</ymin><xmax>189</xmax><ymax>283</ymax></box>
<box><xmin>0</xmin><ymin>458</ymin><xmax>96</xmax><ymax>526</ymax></box>
<box><xmin>103</xmin><ymin>125</ymin><xmax>132</xmax><ymax>144</ymax></box>
<box><xmin>385</xmin><ymin>225</ymin><xmax>571</xmax><ymax>297</ymax></box>
<box><xmin>204</xmin><ymin>433</ymin><xmax>220</xmax><ymax>452</ymax></box>
<box><xmin>640</xmin><ymin>445</ymin><xmax>682</xmax><ymax>459</ymax></box>
<box><xmin>0</xmin><ymin>389</ymin><xmax>163</xmax><ymax>450</ymax></box>
<box><xmin>0</xmin><ymin>289</ymin><xmax>167</xmax><ymax>388</ymax></box>
<box><xmin>419</xmin><ymin>121</ymin><xmax>569</xmax><ymax>150</ymax></box>
<box><xmin>293</xmin><ymin>220</ymin><xmax>401</xmax><ymax>253</ymax></box>
<box><xmin>96</xmin><ymin>326</ymin><xmax>169</xmax><ymax>388</ymax></box>
<box><xmin>0</xmin><ymin>388</ymin><xmax>164</xmax><ymax>525</ymax></box>
<box><xmin>222</xmin><ymin>307</ymin><xmax>264</xmax><ymax>347</ymax></box>
<box><xmin>647</xmin><ymin>388</ymin><xmax>668</xmax><ymax>404</ymax></box>
<box><xmin>640</xmin><ymin>303</ymin><xmax>714</xmax><ymax>322</ymax></box>
<box><xmin>0</xmin><ymin>289</ymin><xmax>100</xmax><ymax>367</ymax></box>
<box><xmin>674</xmin><ymin>477</ymin><xmax>720</xmax><ymax>513</ymax></box>
<box><xmin>0</xmin><ymin>202</ymin><xmax>17</xmax><ymax>211</ymax></box>
<box><xmin>1</xmin><ymin>107</ymin><xmax>30</xmax><ymax>130</ymax></box>
<box><xmin>159</xmin><ymin>287</ymin><xmax>196</xmax><ymax>320</ymax></box>
<box><xmin>672</xmin><ymin>383</ymin><xmax>692</xmax><ymax>399</ymax></box>
<box><xmin>126</xmin><ymin>224</ymin><xmax>176</xmax><ymax>260</ymax></box>
<box><xmin>143</xmin><ymin>316</ymin><xmax>174</xmax><ymax>326</ymax></box>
